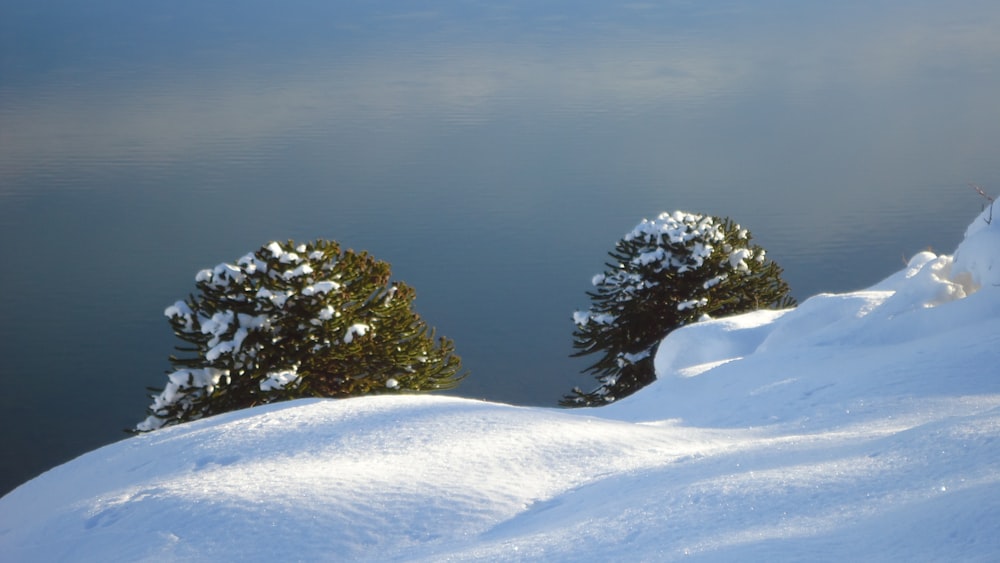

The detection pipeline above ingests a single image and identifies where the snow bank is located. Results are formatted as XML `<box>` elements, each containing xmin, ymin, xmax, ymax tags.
<box><xmin>2</xmin><ymin>205</ymin><xmax>999</xmax><ymax>562</ymax></box>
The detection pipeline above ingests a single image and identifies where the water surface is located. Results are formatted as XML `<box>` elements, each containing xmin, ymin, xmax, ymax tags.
<box><xmin>2</xmin><ymin>0</ymin><xmax>999</xmax><ymax>494</ymax></box>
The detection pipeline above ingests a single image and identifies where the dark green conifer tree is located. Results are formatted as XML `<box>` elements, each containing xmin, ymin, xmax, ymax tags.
<box><xmin>137</xmin><ymin>239</ymin><xmax>465</xmax><ymax>431</ymax></box>
<box><xmin>564</xmin><ymin>211</ymin><xmax>795</xmax><ymax>407</ymax></box>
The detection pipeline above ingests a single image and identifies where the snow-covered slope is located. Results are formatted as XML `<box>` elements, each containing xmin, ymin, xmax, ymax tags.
<box><xmin>2</xmin><ymin>206</ymin><xmax>999</xmax><ymax>562</ymax></box>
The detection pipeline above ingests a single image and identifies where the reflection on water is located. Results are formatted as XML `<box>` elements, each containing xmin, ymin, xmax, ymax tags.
<box><xmin>1</xmin><ymin>0</ymin><xmax>999</xmax><ymax>495</ymax></box>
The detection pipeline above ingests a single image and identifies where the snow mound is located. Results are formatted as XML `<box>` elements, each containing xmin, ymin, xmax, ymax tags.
<box><xmin>953</xmin><ymin>204</ymin><xmax>1000</xmax><ymax>288</ymax></box>
<box><xmin>2</xmin><ymin>206</ymin><xmax>999</xmax><ymax>562</ymax></box>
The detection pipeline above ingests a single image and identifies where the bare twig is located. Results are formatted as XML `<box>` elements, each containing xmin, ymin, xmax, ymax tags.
<box><xmin>970</xmin><ymin>183</ymin><xmax>994</xmax><ymax>225</ymax></box>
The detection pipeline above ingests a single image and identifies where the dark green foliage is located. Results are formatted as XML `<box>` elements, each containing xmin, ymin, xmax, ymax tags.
<box><xmin>565</xmin><ymin>211</ymin><xmax>795</xmax><ymax>407</ymax></box>
<box><xmin>136</xmin><ymin>239</ymin><xmax>465</xmax><ymax>431</ymax></box>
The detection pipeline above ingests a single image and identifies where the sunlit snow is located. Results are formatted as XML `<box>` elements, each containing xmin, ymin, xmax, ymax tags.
<box><xmin>259</xmin><ymin>369</ymin><xmax>300</xmax><ymax>392</ymax></box>
<box><xmin>343</xmin><ymin>323</ymin><xmax>371</xmax><ymax>344</ymax></box>
<box><xmin>1</xmin><ymin>206</ymin><xmax>999</xmax><ymax>562</ymax></box>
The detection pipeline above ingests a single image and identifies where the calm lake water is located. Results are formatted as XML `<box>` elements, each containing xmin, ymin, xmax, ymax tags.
<box><xmin>2</xmin><ymin>0</ymin><xmax>999</xmax><ymax>494</ymax></box>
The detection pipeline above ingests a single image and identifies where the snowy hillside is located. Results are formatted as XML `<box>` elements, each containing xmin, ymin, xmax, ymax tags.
<box><xmin>1</xmin><ymin>206</ymin><xmax>999</xmax><ymax>562</ymax></box>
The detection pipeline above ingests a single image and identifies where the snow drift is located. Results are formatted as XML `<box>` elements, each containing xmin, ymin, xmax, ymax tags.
<box><xmin>1</xmin><ymin>206</ymin><xmax>999</xmax><ymax>562</ymax></box>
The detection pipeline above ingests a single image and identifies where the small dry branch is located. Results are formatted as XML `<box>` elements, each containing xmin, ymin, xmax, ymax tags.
<box><xmin>970</xmin><ymin>183</ymin><xmax>994</xmax><ymax>225</ymax></box>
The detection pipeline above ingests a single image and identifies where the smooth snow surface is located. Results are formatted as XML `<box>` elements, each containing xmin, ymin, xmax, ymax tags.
<box><xmin>2</xmin><ymin>207</ymin><xmax>1000</xmax><ymax>562</ymax></box>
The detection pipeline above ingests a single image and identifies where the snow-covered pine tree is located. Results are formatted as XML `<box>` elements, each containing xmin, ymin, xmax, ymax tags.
<box><xmin>564</xmin><ymin>211</ymin><xmax>795</xmax><ymax>407</ymax></box>
<box><xmin>136</xmin><ymin>239</ymin><xmax>465</xmax><ymax>432</ymax></box>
